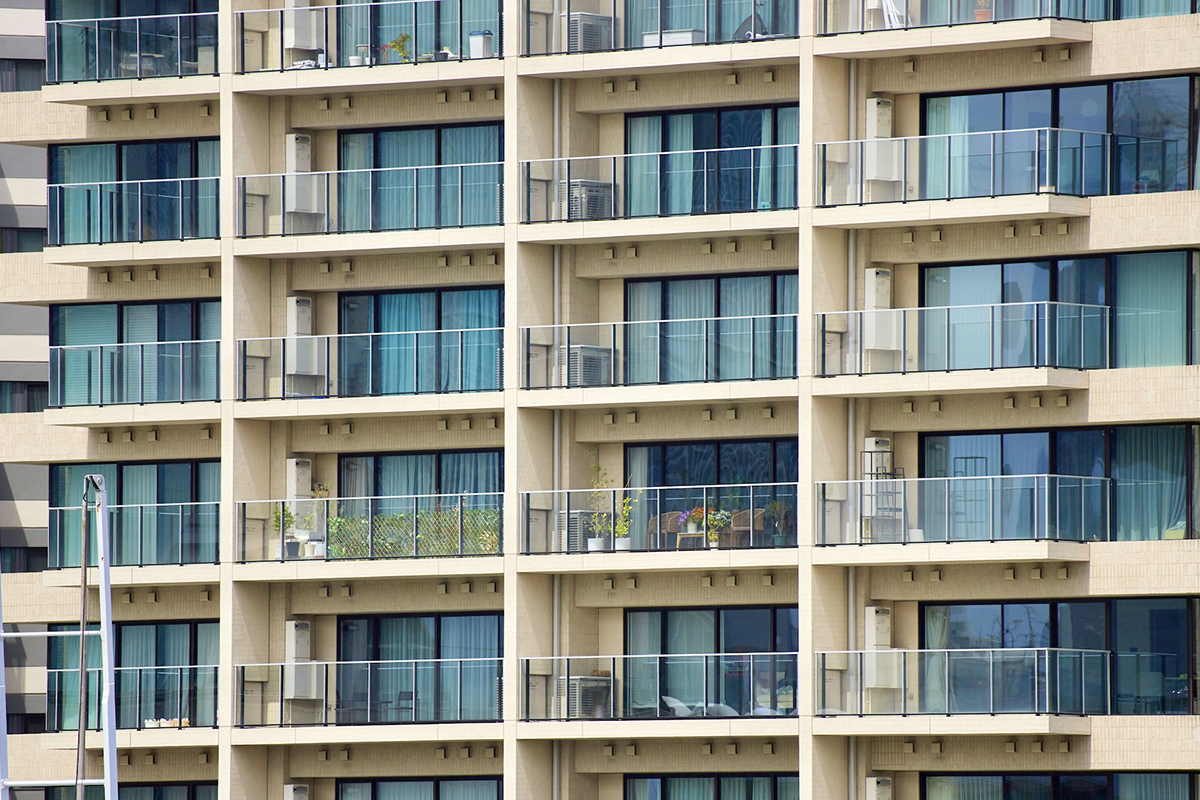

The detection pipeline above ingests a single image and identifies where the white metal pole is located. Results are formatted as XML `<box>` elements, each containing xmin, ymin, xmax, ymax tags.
<box><xmin>85</xmin><ymin>475</ymin><xmax>118</xmax><ymax>800</ymax></box>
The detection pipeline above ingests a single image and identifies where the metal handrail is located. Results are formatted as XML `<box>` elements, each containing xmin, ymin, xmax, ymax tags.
<box><xmin>522</xmin><ymin>142</ymin><xmax>798</xmax><ymax>166</ymax></box>
<box><xmin>49</xmin><ymin>10</ymin><xmax>217</xmax><ymax>24</ymax></box>
<box><xmin>48</xmin><ymin>175</ymin><xmax>218</xmax><ymax>190</ymax></box>
<box><xmin>238</xmin><ymin>162</ymin><xmax>504</xmax><ymax>181</ymax></box>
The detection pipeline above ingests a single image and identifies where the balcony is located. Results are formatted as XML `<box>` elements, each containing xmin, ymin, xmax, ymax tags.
<box><xmin>234</xmin><ymin>0</ymin><xmax>501</xmax><ymax>74</ymax></box>
<box><xmin>237</xmin><ymin>331</ymin><xmax>502</xmax><ymax>401</ymax></box>
<box><xmin>48</xmin><ymin>178</ymin><xmax>219</xmax><ymax>246</ymax></box>
<box><xmin>816</xmin><ymin>302</ymin><xmax>1109</xmax><ymax>387</ymax></box>
<box><xmin>815</xmin><ymin>648</ymin><xmax>1110</xmax><ymax>716</ymax></box>
<box><xmin>46</xmin><ymin>13</ymin><xmax>218</xmax><ymax>84</ymax></box>
<box><xmin>521</xmin><ymin>652</ymin><xmax>799</xmax><ymax>719</ymax></box>
<box><xmin>47</xmin><ymin>665</ymin><xmax>218</xmax><ymax>731</ymax></box>
<box><xmin>49</xmin><ymin>340</ymin><xmax>220</xmax><ymax>407</ymax></box>
<box><xmin>521</xmin><ymin>482</ymin><xmax>797</xmax><ymax>554</ymax></box>
<box><xmin>819</xmin><ymin>0</ymin><xmax>1097</xmax><ymax>33</ymax></box>
<box><xmin>236</xmin><ymin>493</ymin><xmax>503</xmax><ymax>562</ymax></box>
<box><xmin>234</xmin><ymin>658</ymin><xmax>503</xmax><ymax>726</ymax></box>
<box><xmin>815</xmin><ymin>474</ymin><xmax>1110</xmax><ymax>546</ymax></box>
<box><xmin>49</xmin><ymin>501</ymin><xmax>220</xmax><ymax>568</ymax></box>
<box><xmin>237</xmin><ymin>165</ymin><xmax>504</xmax><ymax>237</ymax></box>
<box><xmin>521</xmin><ymin>145</ymin><xmax>799</xmax><ymax>223</ymax></box>
<box><xmin>520</xmin><ymin>315</ymin><xmax>798</xmax><ymax>390</ymax></box>
<box><xmin>521</xmin><ymin>0</ymin><xmax>798</xmax><ymax>56</ymax></box>
<box><xmin>814</xmin><ymin>128</ymin><xmax>1182</xmax><ymax>226</ymax></box>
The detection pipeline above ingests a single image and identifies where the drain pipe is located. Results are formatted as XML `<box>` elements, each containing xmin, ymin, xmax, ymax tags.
<box><xmin>846</xmin><ymin>56</ymin><xmax>859</xmax><ymax>800</ymax></box>
<box><xmin>551</xmin><ymin>73</ymin><xmax>563</xmax><ymax>800</ymax></box>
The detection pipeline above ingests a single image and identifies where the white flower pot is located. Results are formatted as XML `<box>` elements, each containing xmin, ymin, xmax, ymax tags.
<box><xmin>708</xmin><ymin>539</ymin><xmax>719</xmax><ymax>548</ymax></box>
<box><xmin>586</xmin><ymin>538</ymin><xmax>605</xmax><ymax>552</ymax></box>
<box><xmin>614</xmin><ymin>538</ymin><xmax>632</xmax><ymax>551</ymax></box>
<box><xmin>687</xmin><ymin>522</ymin><xmax>700</xmax><ymax>533</ymax></box>
<box><xmin>348</xmin><ymin>55</ymin><xmax>364</xmax><ymax>66</ymax></box>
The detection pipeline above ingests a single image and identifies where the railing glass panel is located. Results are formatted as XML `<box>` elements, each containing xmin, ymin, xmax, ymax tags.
<box><xmin>50</xmin><ymin>340</ymin><xmax>220</xmax><ymax>406</ymax></box>
<box><xmin>237</xmin><ymin>330</ymin><xmax>502</xmax><ymax>399</ymax></box>
<box><xmin>521</xmin><ymin>145</ymin><xmax>798</xmax><ymax>222</ymax></box>
<box><xmin>815</xmin><ymin>303</ymin><xmax>1110</xmax><ymax>375</ymax></box>
<box><xmin>237</xmin><ymin>164</ymin><xmax>503</xmax><ymax>236</ymax></box>
<box><xmin>818</xmin><ymin>0</ymin><xmax>1105</xmax><ymax>35</ymax></box>
<box><xmin>236</xmin><ymin>493</ymin><xmax>503</xmax><ymax>562</ymax></box>
<box><xmin>48</xmin><ymin>177</ymin><xmax>220</xmax><ymax>245</ymax></box>
<box><xmin>814</xmin><ymin>474</ymin><xmax>1111</xmax><ymax>545</ymax></box>
<box><xmin>49</xmin><ymin>502</ymin><xmax>220</xmax><ymax>568</ymax></box>
<box><xmin>815</xmin><ymin>648</ymin><xmax>1110</xmax><ymax>715</ymax></box>
<box><xmin>47</xmin><ymin>665</ymin><xmax>219</xmax><ymax>730</ymax></box>
<box><xmin>46</xmin><ymin>12</ymin><xmax>218</xmax><ymax>83</ymax></box>
<box><xmin>521</xmin><ymin>482</ymin><xmax>798</xmax><ymax>553</ymax></box>
<box><xmin>235</xmin><ymin>659</ymin><xmax>503</xmax><ymax>725</ymax></box>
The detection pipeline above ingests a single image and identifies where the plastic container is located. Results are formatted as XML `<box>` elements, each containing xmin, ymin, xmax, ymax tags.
<box><xmin>469</xmin><ymin>30</ymin><xmax>494</xmax><ymax>59</ymax></box>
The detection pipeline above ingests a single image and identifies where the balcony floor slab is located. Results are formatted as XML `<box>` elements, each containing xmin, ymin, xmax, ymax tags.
<box><xmin>230</xmin><ymin>722</ymin><xmax>503</xmax><ymax>746</ymax></box>
<box><xmin>810</xmin><ymin>368</ymin><xmax>1090</xmax><ymax>398</ymax></box>
<box><xmin>233</xmin><ymin>59</ymin><xmax>504</xmax><ymax>96</ymax></box>
<box><xmin>813</xmin><ymin>18</ymin><xmax>1091</xmax><ymax>59</ymax></box>
<box><xmin>811</xmin><ymin>540</ymin><xmax>1090</xmax><ymax>567</ymax></box>
<box><xmin>516</xmin><ymin>718</ymin><xmax>801</xmax><ymax>739</ymax></box>
<box><xmin>43</xmin><ymin>76</ymin><xmax>220</xmax><ymax>106</ymax></box>
<box><xmin>46</xmin><ymin>239</ymin><xmax>222</xmax><ymax>267</ymax></box>
<box><xmin>232</xmin><ymin>227</ymin><xmax>504</xmax><ymax>259</ymax></box>
<box><xmin>812</xmin><ymin>714</ymin><xmax>1092</xmax><ymax>737</ymax></box>
<box><xmin>42</xmin><ymin>563</ymin><xmax>221</xmax><ymax>588</ymax></box>
<box><xmin>43</xmin><ymin>402</ymin><xmax>222</xmax><ymax>428</ymax></box>
<box><xmin>518</xmin><ymin>210</ymin><xmax>799</xmax><ymax>244</ymax></box>
<box><xmin>812</xmin><ymin>194</ymin><xmax>1090</xmax><ymax>229</ymax></box>
<box><xmin>45</xmin><ymin>728</ymin><xmax>220</xmax><ymax>750</ymax></box>
<box><xmin>232</xmin><ymin>556</ymin><xmax>503</xmax><ymax>582</ymax></box>
<box><xmin>517</xmin><ymin>379</ymin><xmax>800</xmax><ymax>409</ymax></box>
<box><xmin>518</xmin><ymin>547</ymin><xmax>800</xmax><ymax>574</ymax></box>
<box><xmin>234</xmin><ymin>393</ymin><xmax>503</xmax><ymax>421</ymax></box>
<box><xmin>517</xmin><ymin>38</ymin><xmax>802</xmax><ymax>79</ymax></box>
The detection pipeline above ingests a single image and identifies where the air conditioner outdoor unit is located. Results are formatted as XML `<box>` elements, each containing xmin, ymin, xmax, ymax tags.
<box><xmin>286</xmin><ymin>458</ymin><xmax>313</xmax><ymax>500</ymax></box>
<box><xmin>284</xmin><ymin>785</ymin><xmax>311</xmax><ymax>800</ymax></box>
<box><xmin>557</xmin><ymin>509</ymin><xmax>595</xmax><ymax>551</ymax></box>
<box><xmin>558</xmin><ymin>345</ymin><xmax>614</xmax><ymax>387</ymax></box>
<box><xmin>559</xmin><ymin>180</ymin><xmax>615</xmax><ymax>221</ymax></box>
<box><xmin>562</xmin><ymin>12</ymin><xmax>615</xmax><ymax>52</ymax></box>
<box><xmin>558</xmin><ymin>675</ymin><xmax>597</xmax><ymax>719</ymax></box>
<box><xmin>284</xmin><ymin>620</ymin><xmax>320</xmax><ymax>700</ymax></box>
<box><xmin>866</xmin><ymin>777</ymin><xmax>893</xmax><ymax>800</ymax></box>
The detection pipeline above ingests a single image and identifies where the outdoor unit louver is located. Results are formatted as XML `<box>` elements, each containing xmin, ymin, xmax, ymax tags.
<box><xmin>564</xmin><ymin>12</ymin><xmax>615</xmax><ymax>52</ymax></box>
<box><xmin>558</xmin><ymin>345</ymin><xmax>613</xmax><ymax>387</ymax></box>
<box><xmin>559</xmin><ymin>180</ymin><xmax>615</xmax><ymax>221</ymax></box>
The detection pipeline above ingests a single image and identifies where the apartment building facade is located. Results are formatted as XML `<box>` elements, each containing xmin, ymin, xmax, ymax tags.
<box><xmin>0</xmin><ymin>0</ymin><xmax>1199</xmax><ymax>797</ymax></box>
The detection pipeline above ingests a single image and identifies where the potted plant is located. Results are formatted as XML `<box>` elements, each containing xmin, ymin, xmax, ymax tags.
<box><xmin>706</xmin><ymin>509</ymin><xmax>731</xmax><ymax>548</ymax></box>
<box><xmin>765</xmin><ymin>501</ymin><xmax>794</xmax><ymax>547</ymax></box>
<box><xmin>587</xmin><ymin>464</ymin><xmax>615</xmax><ymax>551</ymax></box>
<box><xmin>974</xmin><ymin>0</ymin><xmax>992</xmax><ymax>21</ymax></box>
<box><xmin>612</xmin><ymin>488</ymin><xmax>639</xmax><ymax>551</ymax></box>
<box><xmin>385</xmin><ymin>33</ymin><xmax>411</xmax><ymax>64</ymax></box>
<box><xmin>677</xmin><ymin>506</ymin><xmax>705</xmax><ymax>534</ymax></box>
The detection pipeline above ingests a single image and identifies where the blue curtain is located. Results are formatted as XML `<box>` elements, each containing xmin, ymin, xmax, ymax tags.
<box><xmin>441</xmin><ymin>289</ymin><xmax>502</xmax><ymax>391</ymax></box>
<box><xmin>1114</xmin><ymin>251</ymin><xmax>1186</xmax><ymax>367</ymax></box>
<box><xmin>1112</xmin><ymin>425</ymin><xmax>1187</xmax><ymax>541</ymax></box>
<box><xmin>439</xmin><ymin>781</ymin><xmax>499</xmax><ymax>800</ymax></box>
<box><xmin>717</xmin><ymin>275</ymin><xmax>771</xmax><ymax>380</ymax></box>
<box><xmin>441</xmin><ymin>125</ymin><xmax>502</xmax><ymax>226</ymax></box>
<box><xmin>338</xmin><ymin>132</ymin><xmax>375</xmax><ymax>231</ymax></box>
<box><xmin>440</xmin><ymin>615</ymin><xmax>501</xmax><ymax>720</ymax></box>
<box><xmin>50</xmin><ymin>143</ymin><xmax>117</xmax><ymax>245</ymax></box>
<box><xmin>625</xmin><ymin>281</ymin><xmax>662</xmax><ymax>384</ymax></box>
<box><xmin>377</xmin><ymin>128</ymin><xmax>437</xmax><ymax>230</ymax></box>
<box><xmin>626</xmin><ymin>116</ymin><xmax>663</xmax><ymax>217</ymax></box>
<box><xmin>51</xmin><ymin>303</ymin><xmax>118</xmax><ymax>407</ymax></box>
<box><xmin>377</xmin><ymin>292</ymin><xmax>437</xmax><ymax>394</ymax></box>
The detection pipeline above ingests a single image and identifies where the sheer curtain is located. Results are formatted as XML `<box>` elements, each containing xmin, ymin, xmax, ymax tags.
<box><xmin>338</xmin><ymin>132</ymin><xmax>375</xmax><ymax>232</ymax></box>
<box><xmin>376</xmin><ymin>292</ymin><xmax>437</xmax><ymax>395</ymax></box>
<box><xmin>925</xmin><ymin>776</ymin><xmax>1003</xmax><ymax>800</ymax></box>
<box><xmin>1114</xmin><ymin>251</ymin><xmax>1186</xmax><ymax>367</ymax></box>
<box><xmin>193</xmin><ymin>300</ymin><xmax>221</xmax><ymax>402</ymax></box>
<box><xmin>52</xmin><ymin>303</ymin><xmax>117</xmax><ymax>410</ymax></box>
<box><xmin>664</xmin><ymin>610</ymin><xmax>715</xmax><ymax>708</ymax></box>
<box><xmin>121</xmin><ymin>301</ymin><xmax>160</xmax><ymax>405</ymax></box>
<box><xmin>376</xmin><ymin>783</ymin><xmax>435</xmax><ymax>800</ymax></box>
<box><xmin>923</xmin><ymin>606</ymin><xmax>949</xmax><ymax>713</ymax></box>
<box><xmin>49</xmin><ymin>143</ymin><xmax>117</xmax><ymax>245</ymax></box>
<box><xmin>119</xmin><ymin>464</ymin><xmax>157</xmax><ymax>566</ymax></box>
<box><xmin>440</xmin><ymin>615</ymin><xmax>501</xmax><ymax>720</ymax></box>
<box><xmin>718</xmin><ymin>275</ymin><xmax>771</xmax><ymax>380</ymax></box>
<box><xmin>50</xmin><ymin>462</ymin><xmax>117</xmax><ymax>568</ymax></box>
<box><xmin>666</xmin><ymin>779</ymin><xmax>714</xmax><ymax>800</ymax></box>
<box><xmin>626</xmin><ymin>117</ymin><xmax>663</xmax><ymax>217</ymax></box>
<box><xmin>439</xmin><ymin>781</ymin><xmax>500</xmax><ymax>800</ymax></box>
<box><xmin>625</xmin><ymin>282</ymin><xmax>662</xmax><ymax>385</ymax></box>
<box><xmin>1112</xmin><ymin>425</ymin><xmax>1187</xmax><ymax>540</ymax></box>
<box><xmin>664</xmin><ymin>279</ymin><xmax>715</xmax><ymax>383</ymax></box>
<box><xmin>377</xmin><ymin>128</ymin><xmax>437</xmax><ymax>230</ymax></box>
<box><xmin>379</xmin><ymin>616</ymin><xmax>436</xmax><ymax>721</ymax></box>
<box><xmin>441</xmin><ymin>289</ymin><xmax>502</xmax><ymax>392</ymax></box>
<box><xmin>923</xmin><ymin>96</ymin><xmax>973</xmax><ymax>199</ymax></box>
<box><xmin>118</xmin><ymin>624</ymin><xmax>156</xmax><ymax>728</ymax></box>
<box><xmin>194</xmin><ymin>622</ymin><xmax>219</xmax><ymax>726</ymax></box>
<box><xmin>1115</xmin><ymin>774</ymin><xmax>1190</xmax><ymax>800</ymax></box>
<box><xmin>441</xmin><ymin>125</ymin><xmax>502</xmax><ymax>227</ymax></box>
<box><xmin>664</xmin><ymin>114</ymin><xmax>696</xmax><ymax>215</ymax></box>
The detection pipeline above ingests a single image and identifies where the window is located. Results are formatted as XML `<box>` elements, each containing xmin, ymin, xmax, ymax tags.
<box><xmin>0</xmin><ymin>228</ymin><xmax>46</xmax><ymax>253</ymax></box>
<box><xmin>337</xmin><ymin>124</ymin><xmax>503</xmax><ymax>231</ymax></box>
<box><xmin>50</xmin><ymin>300</ymin><xmax>220</xmax><ymax>406</ymax></box>
<box><xmin>924</xmin><ymin>599</ymin><xmax>1198</xmax><ymax>715</ymax></box>
<box><xmin>0</xmin><ymin>382</ymin><xmax>48</xmax><ymax>413</ymax></box>
<box><xmin>45</xmin><ymin>784</ymin><xmax>217</xmax><ymax>800</ymax></box>
<box><xmin>334</xmin><ymin>0</ymin><xmax>501</xmax><ymax>68</ymax></box>
<box><xmin>625</xmin><ymin>273</ymin><xmax>798</xmax><ymax>383</ymax></box>
<box><xmin>625</xmin><ymin>606</ymin><xmax>798</xmax><ymax>717</ymax></box>
<box><xmin>0</xmin><ymin>547</ymin><xmax>48</xmax><ymax>573</ymax></box>
<box><xmin>923</xmin><ymin>77</ymin><xmax>1196</xmax><ymax>196</ymax></box>
<box><xmin>623</xmin><ymin>0</ymin><xmax>800</xmax><ymax>47</ymax></box>
<box><xmin>337</xmin><ymin>613</ymin><xmax>502</xmax><ymax>723</ymax></box>
<box><xmin>926</xmin><ymin>774</ymin><xmax>1200</xmax><ymax>800</ymax></box>
<box><xmin>627</xmin><ymin>776</ymin><xmax>799</xmax><ymax>800</ymax></box>
<box><xmin>48</xmin><ymin>620</ymin><xmax>218</xmax><ymax>731</ymax></box>
<box><xmin>922</xmin><ymin>425</ymin><xmax>1197</xmax><ymax>541</ymax></box>
<box><xmin>339</xmin><ymin>778</ymin><xmax>501</xmax><ymax>800</ymax></box>
<box><xmin>0</xmin><ymin>60</ymin><xmax>43</xmax><ymax>92</ymax></box>
<box><xmin>49</xmin><ymin>460</ymin><xmax>220</xmax><ymax>567</ymax></box>
<box><xmin>339</xmin><ymin>288</ymin><xmax>503</xmax><ymax>395</ymax></box>
<box><xmin>6</xmin><ymin>712</ymin><xmax>46</xmax><ymax>733</ymax></box>
<box><xmin>48</xmin><ymin>138</ymin><xmax>219</xmax><ymax>245</ymax></box>
<box><xmin>625</xmin><ymin>105</ymin><xmax>799</xmax><ymax>216</ymax></box>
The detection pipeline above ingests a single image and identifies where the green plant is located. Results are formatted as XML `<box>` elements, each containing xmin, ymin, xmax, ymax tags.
<box><xmin>613</xmin><ymin>489</ymin><xmax>640</xmax><ymax>539</ymax></box>
<box><xmin>387</xmin><ymin>33</ymin><xmax>411</xmax><ymax>62</ymax></box>
<box><xmin>677</xmin><ymin>507</ymin><xmax>706</xmax><ymax>527</ymax></box>
<box><xmin>588</xmin><ymin>463</ymin><xmax>615</xmax><ymax>539</ymax></box>
<box><xmin>707</xmin><ymin>509</ymin><xmax>731</xmax><ymax>532</ymax></box>
<box><xmin>272</xmin><ymin>503</ymin><xmax>295</xmax><ymax>538</ymax></box>
<box><xmin>977</xmin><ymin>0</ymin><xmax>992</xmax><ymax>8</ymax></box>
<box><xmin>765</xmin><ymin>500</ymin><xmax>793</xmax><ymax>532</ymax></box>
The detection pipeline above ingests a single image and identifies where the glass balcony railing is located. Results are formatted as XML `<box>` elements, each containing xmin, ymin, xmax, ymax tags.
<box><xmin>46</xmin><ymin>12</ymin><xmax>218</xmax><ymax>83</ymax></box>
<box><xmin>815</xmin><ymin>302</ymin><xmax>1109</xmax><ymax>376</ymax></box>
<box><xmin>49</xmin><ymin>340</ymin><xmax>220</xmax><ymax>407</ymax></box>
<box><xmin>818</xmin><ymin>0</ymin><xmax>1102</xmax><ymax>35</ymax></box>
<box><xmin>49</xmin><ymin>501</ymin><xmax>220</xmax><ymax>568</ymax></box>
<box><xmin>237</xmin><ymin>165</ymin><xmax>503</xmax><ymax>236</ymax></box>
<box><xmin>234</xmin><ymin>0</ymin><xmax>501</xmax><ymax>73</ymax></box>
<box><xmin>521</xmin><ymin>0</ymin><xmax>798</xmax><ymax>55</ymax></box>
<box><xmin>521</xmin><ymin>145</ymin><xmax>799</xmax><ymax>222</ymax></box>
<box><xmin>521</xmin><ymin>653</ymin><xmax>799</xmax><ymax>719</ymax></box>
<box><xmin>236</xmin><ymin>493</ymin><xmax>503</xmax><ymax>562</ymax></box>
<box><xmin>48</xmin><ymin>178</ymin><xmax>220</xmax><ymax>245</ymax></box>
<box><xmin>235</xmin><ymin>658</ymin><xmax>503</xmax><ymax>726</ymax></box>
<box><xmin>520</xmin><ymin>315</ymin><xmax>798</xmax><ymax>388</ymax></box>
<box><xmin>236</xmin><ymin>331</ymin><xmax>502</xmax><ymax>400</ymax></box>
<box><xmin>521</xmin><ymin>482</ymin><xmax>798</xmax><ymax>553</ymax></box>
<box><xmin>815</xmin><ymin>648</ymin><xmax>1111</xmax><ymax>716</ymax></box>
<box><xmin>815</xmin><ymin>474</ymin><xmax>1111</xmax><ymax>545</ymax></box>
<box><xmin>47</xmin><ymin>665</ymin><xmax>219</xmax><ymax>731</ymax></box>
<box><xmin>816</xmin><ymin>128</ymin><xmax>1183</xmax><ymax>206</ymax></box>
